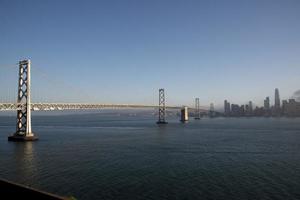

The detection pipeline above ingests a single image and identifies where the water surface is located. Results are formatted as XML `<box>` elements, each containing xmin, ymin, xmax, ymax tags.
<box><xmin>0</xmin><ymin>112</ymin><xmax>300</xmax><ymax>200</ymax></box>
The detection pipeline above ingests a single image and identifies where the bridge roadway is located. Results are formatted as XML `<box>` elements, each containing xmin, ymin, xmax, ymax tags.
<box><xmin>0</xmin><ymin>103</ymin><xmax>207</xmax><ymax>112</ymax></box>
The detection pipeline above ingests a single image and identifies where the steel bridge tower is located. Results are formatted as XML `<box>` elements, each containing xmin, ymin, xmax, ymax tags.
<box><xmin>194</xmin><ymin>98</ymin><xmax>200</xmax><ymax>120</ymax></box>
<box><xmin>8</xmin><ymin>60</ymin><xmax>38</xmax><ymax>141</ymax></box>
<box><xmin>157</xmin><ymin>88</ymin><xmax>168</xmax><ymax>124</ymax></box>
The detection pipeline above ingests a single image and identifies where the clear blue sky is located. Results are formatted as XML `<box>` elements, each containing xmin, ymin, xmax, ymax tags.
<box><xmin>0</xmin><ymin>0</ymin><xmax>300</xmax><ymax>108</ymax></box>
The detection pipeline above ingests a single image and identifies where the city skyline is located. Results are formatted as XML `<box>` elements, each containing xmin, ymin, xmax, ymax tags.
<box><xmin>223</xmin><ymin>88</ymin><xmax>300</xmax><ymax>116</ymax></box>
<box><xmin>1</xmin><ymin>0</ymin><xmax>300</xmax><ymax>107</ymax></box>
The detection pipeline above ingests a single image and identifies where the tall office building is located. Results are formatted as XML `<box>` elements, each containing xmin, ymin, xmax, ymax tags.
<box><xmin>249</xmin><ymin>101</ymin><xmax>253</xmax><ymax>113</ymax></box>
<box><xmin>264</xmin><ymin>97</ymin><xmax>270</xmax><ymax>110</ymax></box>
<box><xmin>282</xmin><ymin>100</ymin><xmax>288</xmax><ymax>115</ymax></box>
<box><xmin>245</xmin><ymin>104</ymin><xmax>250</xmax><ymax>115</ymax></box>
<box><xmin>274</xmin><ymin>88</ymin><xmax>281</xmax><ymax>116</ymax></box>
<box><xmin>224</xmin><ymin>100</ymin><xmax>230</xmax><ymax>116</ymax></box>
<box><xmin>244</xmin><ymin>101</ymin><xmax>253</xmax><ymax>116</ymax></box>
<box><xmin>224</xmin><ymin>100</ymin><xmax>227</xmax><ymax>113</ymax></box>
<box><xmin>240</xmin><ymin>105</ymin><xmax>245</xmax><ymax>116</ymax></box>
<box><xmin>275</xmin><ymin>88</ymin><xmax>280</xmax><ymax>109</ymax></box>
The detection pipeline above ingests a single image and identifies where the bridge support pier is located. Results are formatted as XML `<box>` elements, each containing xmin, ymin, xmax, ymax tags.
<box><xmin>8</xmin><ymin>60</ymin><xmax>38</xmax><ymax>141</ymax></box>
<box><xmin>157</xmin><ymin>88</ymin><xmax>168</xmax><ymax>124</ymax></box>
<box><xmin>180</xmin><ymin>106</ymin><xmax>189</xmax><ymax>123</ymax></box>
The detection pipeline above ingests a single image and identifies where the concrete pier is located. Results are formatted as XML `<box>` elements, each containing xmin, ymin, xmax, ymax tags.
<box><xmin>8</xmin><ymin>135</ymin><xmax>38</xmax><ymax>141</ymax></box>
<box><xmin>180</xmin><ymin>106</ymin><xmax>189</xmax><ymax>123</ymax></box>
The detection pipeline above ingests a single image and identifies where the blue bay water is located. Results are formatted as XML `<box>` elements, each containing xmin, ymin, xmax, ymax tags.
<box><xmin>0</xmin><ymin>111</ymin><xmax>300</xmax><ymax>200</ymax></box>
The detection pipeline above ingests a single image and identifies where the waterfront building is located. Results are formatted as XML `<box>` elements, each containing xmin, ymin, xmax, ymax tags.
<box><xmin>282</xmin><ymin>99</ymin><xmax>300</xmax><ymax>117</ymax></box>
<box><xmin>264</xmin><ymin>97</ymin><xmax>270</xmax><ymax>110</ymax></box>
<box><xmin>274</xmin><ymin>88</ymin><xmax>281</xmax><ymax>116</ymax></box>
<box><xmin>254</xmin><ymin>106</ymin><xmax>264</xmax><ymax>116</ymax></box>
<box><xmin>245</xmin><ymin>104</ymin><xmax>250</xmax><ymax>116</ymax></box>
<box><xmin>275</xmin><ymin>88</ymin><xmax>280</xmax><ymax>108</ymax></box>
<box><xmin>249</xmin><ymin>101</ymin><xmax>253</xmax><ymax>114</ymax></box>
<box><xmin>224</xmin><ymin>100</ymin><xmax>231</xmax><ymax>116</ymax></box>
<box><xmin>231</xmin><ymin>104</ymin><xmax>240</xmax><ymax>117</ymax></box>
<box><xmin>264</xmin><ymin>97</ymin><xmax>271</xmax><ymax>116</ymax></box>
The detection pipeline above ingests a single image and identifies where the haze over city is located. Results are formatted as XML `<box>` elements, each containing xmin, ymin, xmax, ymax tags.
<box><xmin>1</xmin><ymin>0</ymin><xmax>300</xmax><ymax>107</ymax></box>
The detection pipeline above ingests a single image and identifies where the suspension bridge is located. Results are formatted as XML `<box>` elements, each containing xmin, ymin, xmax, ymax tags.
<box><xmin>0</xmin><ymin>59</ymin><xmax>213</xmax><ymax>141</ymax></box>
<box><xmin>0</xmin><ymin>103</ymin><xmax>182</xmax><ymax>111</ymax></box>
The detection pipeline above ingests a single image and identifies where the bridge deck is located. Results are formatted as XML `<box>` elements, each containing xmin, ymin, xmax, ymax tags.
<box><xmin>0</xmin><ymin>103</ymin><xmax>208</xmax><ymax>112</ymax></box>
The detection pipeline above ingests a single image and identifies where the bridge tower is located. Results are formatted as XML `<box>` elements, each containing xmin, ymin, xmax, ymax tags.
<box><xmin>157</xmin><ymin>88</ymin><xmax>168</xmax><ymax>124</ymax></box>
<box><xmin>194</xmin><ymin>98</ymin><xmax>200</xmax><ymax>120</ymax></box>
<box><xmin>8</xmin><ymin>60</ymin><xmax>38</xmax><ymax>141</ymax></box>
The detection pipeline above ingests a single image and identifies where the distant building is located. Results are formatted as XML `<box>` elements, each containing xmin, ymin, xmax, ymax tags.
<box><xmin>275</xmin><ymin>88</ymin><xmax>280</xmax><ymax>108</ymax></box>
<box><xmin>240</xmin><ymin>105</ymin><xmax>245</xmax><ymax>116</ymax></box>
<box><xmin>254</xmin><ymin>106</ymin><xmax>264</xmax><ymax>116</ymax></box>
<box><xmin>245</xmin><ymin>104</ymin><xmax>250</xmax><ymax>115</ymax></box>
<box><xmin>274</xmin><ymin>88</ymin><xmax>281</xmax><ymax>116</ymax></box>
<box><xmin>224</xmin><ymin>100</ymin><xmax>231</xmax><ymax>116</ymax></box>
<box><xmin>231</xmin><ymin>104</ymin><xmax>240</xmax><ymax>117</ymax></box>
<box><xmin>244</xmin><ymin>101</ymin><xmax>253</xmax><ymax>116</ymax></box>
<box><xmin>264</xmin><ymin>97</ymin><xmax>271</xmax><ymax>116</ymax></box>
<box><xmin>248</xmin><ymin>101</ymin><xmax>253</xmax><ymax>116</ymax></box>
<box><xmin>264</xmin><ymin>97</ymin><xmax>270</xmax><ymax>110</ymax></box>
<box><xmin>282</xmin><ymin>100</ymin><xmax>288</xmax><ymax>115</ymax></box>
<box><xmin>282</xmin><ymin>99</ymin><xmax>300</xmax><ymax>117</ymax></box>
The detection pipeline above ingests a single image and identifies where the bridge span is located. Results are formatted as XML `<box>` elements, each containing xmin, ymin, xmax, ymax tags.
<box><xmin>0</xmin><ymin>103</ymin><xmax>188</xmax><ymax>111</ymax></box>
<box><xmin>3</xmin><ymin>59</ymin><xmax>213</xmax><ymax>141</ymax></box>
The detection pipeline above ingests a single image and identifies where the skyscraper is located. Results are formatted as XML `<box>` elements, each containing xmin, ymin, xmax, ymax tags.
<box><xmin>275</xmin><ymin>88</ymin><xmax>280</xmax><ymax>109</ymax></box>
<box><xmin>249</xmin><ymin>101</ymin><xmax>253</xmax><ymax>114</ymax></box>
<box><xmin>224</xmin><ymin>100</ymin><xmax>231</xmax><ymax>116</ymax></box>
<box><xmin>264</xmin><ymin>96</ymin><xmax>271</xmax><ymax>117</ymax></box>
<box><xmin>264</xmin><ymin>97</ymin><xmax>270</xmax><ymax>110</ymax></box>
<box><xmin>224</xmin><ymin>100</ymin><xmax>227</xmax><ymax>113</ymax></box>
<box><xmin>274</xmin><ymin>88</ymin><xmax>281</xmax><ymax>116</ymax></box>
